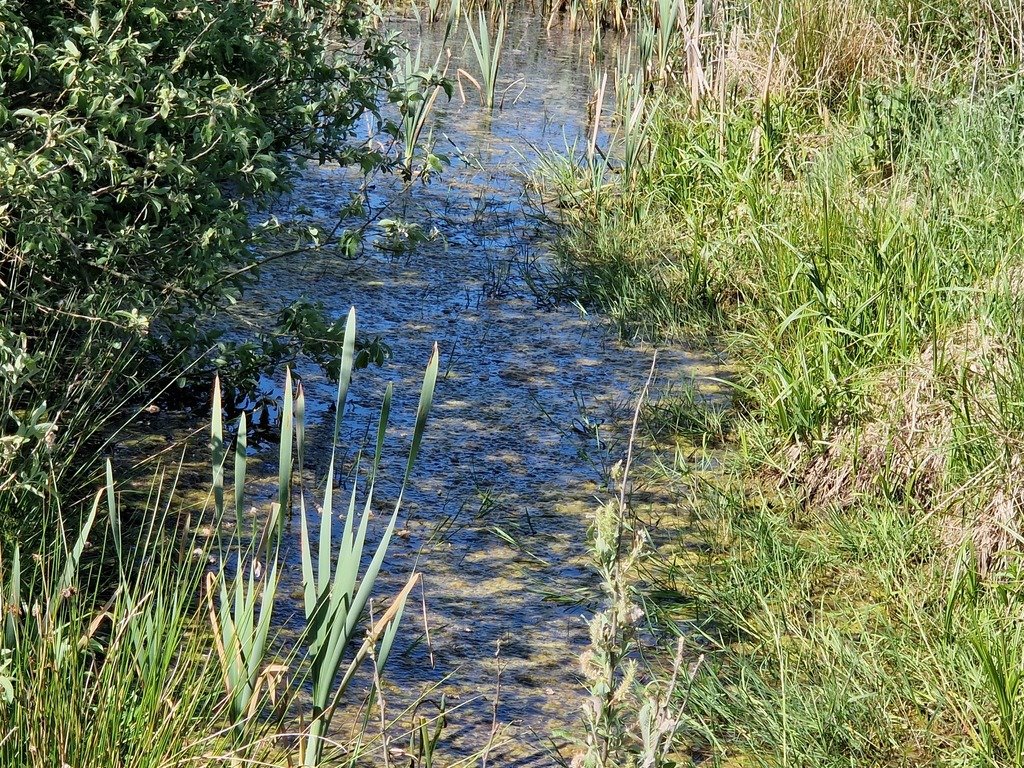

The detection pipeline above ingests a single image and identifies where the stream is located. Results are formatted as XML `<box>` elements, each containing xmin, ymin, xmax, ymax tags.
<box><xmin>227</xmin><ymin>12</ymin><xmax>722</xmax><ymax>765</ymax></box>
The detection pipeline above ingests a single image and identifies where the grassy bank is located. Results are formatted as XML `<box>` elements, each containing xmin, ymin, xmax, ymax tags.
<box><xmin>548</xmin><ymin>1</ymin><xmax>1024</xmax><ymax>765</ymax></box>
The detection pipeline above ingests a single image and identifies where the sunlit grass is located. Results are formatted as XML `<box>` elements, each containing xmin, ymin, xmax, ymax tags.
<box><xmin>542</xmin><ymin>0</ymin><xmax>1024</xmax><ymax>765</ymax></box>
<box><xmin>0</xmin><ymin>309</ymin><xmax>442</xmax><ymax>767</ymax></box>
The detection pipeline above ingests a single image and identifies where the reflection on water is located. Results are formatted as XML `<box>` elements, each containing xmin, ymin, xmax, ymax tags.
<box><xmin>232</xmin><ymin>11</ymin><xmax>723</xmax><ymax>765</ymax></box>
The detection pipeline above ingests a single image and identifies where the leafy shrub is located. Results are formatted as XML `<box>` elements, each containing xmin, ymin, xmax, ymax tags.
<box><xmin>0</xmin><ymin>0</ymin><xmax>401</xmax><ymax>523</ymax></box>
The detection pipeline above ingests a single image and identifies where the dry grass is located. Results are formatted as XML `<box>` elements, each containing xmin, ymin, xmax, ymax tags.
<box><xmin>778</xmin><ymin>319</ymin><xmax>1024</xmax><ymax>572</ymax></box>
<box><xmin>789</xmin><ymin>0</ymin><xmax>898</xmax><ymax>94</ymax></box>
<box><xmin>714</xmin><ymin>0</ymin><xmax>899</xmax><ymax>104</ymax></box>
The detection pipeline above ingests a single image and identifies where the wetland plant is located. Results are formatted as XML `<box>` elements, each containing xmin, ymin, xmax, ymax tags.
<box><xmin>576</xmin><ymin>363</ymin><xmax>694</xmax><ymax>767</ymax></box>
<box><xmin>395</xmin><ymin>45</ymin><xmax>453</xmax><ymax>178</ymax></box>
<box><xmin>411</xmin><ymin>0</ymin><xmax>464</xmax><ymax>34</ymax></box>
<box><xmin>462</xmin><ymin>7</ymin><xmax>507</xmax><ymax>109</ymax></box>
<box><xmin>613</xmin><ymin>50</ymin><xmax>659</xmax><ymax>185</ymax></box>
<box><xmin>413</xmin><ymin>0</ymin><xmax>445</xmax><ymax>23</ymax></box>
<box><xmin>651</xmin><ymin>0</ymin><xmax>682</xmax><ymax>83</ymax></box>
<box><xmin>295</xmin><ymin>309</ymin><xmax>438</xmax><ymax>764</ymax></box>
<box><xmin>0</xmin><ymin>308</ymin><xmax>441</xmax><ymax>767</ymax></box>
<box><xmin>553</xmin><ymin>0</ymin><xmax>628</xmax><ymax>31</ymax></box>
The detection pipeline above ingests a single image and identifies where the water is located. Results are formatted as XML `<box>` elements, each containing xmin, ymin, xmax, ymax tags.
<box><xmin>229</xmin><ymin>12</ymin><xmax>723</xmax><ymax>764</ymax></box>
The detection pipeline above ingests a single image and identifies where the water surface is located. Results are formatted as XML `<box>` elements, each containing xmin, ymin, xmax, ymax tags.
<box><xmin>235</xmin><ymin>13</ymin><xmax>721</xmax><ymax>764</ymax></box>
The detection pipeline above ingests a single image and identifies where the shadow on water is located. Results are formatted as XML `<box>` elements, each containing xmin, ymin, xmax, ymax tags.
<box><xmin>212</xmin><ymin>11</ymin><xmax>727</xmax><ymax>765</ymax></box>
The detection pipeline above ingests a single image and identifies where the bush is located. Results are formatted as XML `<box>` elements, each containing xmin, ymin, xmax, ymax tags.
<box><xmin>0</xmin><ymin>0</ymin><xmax>399</xmax><ymax>525</ymax></box>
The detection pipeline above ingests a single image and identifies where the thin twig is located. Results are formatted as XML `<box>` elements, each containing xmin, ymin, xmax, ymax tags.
<box><xmin>479</xmin><ymin>638</ymin><xmax>505</xmax><ymax>768</ymax></box>
<box><xmin>420</xmin><ymin>576</ymin><xmax>435</xmax><ymax>669</ymax></box>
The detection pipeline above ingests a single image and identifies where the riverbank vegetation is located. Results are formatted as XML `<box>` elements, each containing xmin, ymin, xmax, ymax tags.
<box><xmin>9</xmin><ymin>0</ymin><xmax>1024</xmax><ymax>764</ymax></box>
<box><xmin>1</xmin><ymin>311</ymin><xmax>443</xmax><ymax>765</ymax></box>
<box><xmin>0</xmin><ymin>1</ymin><xmax>453</xmax><ymax>763</ymax></box>
<box><xmin>0</xmin><ymin>0</ymin><xmax>403</xmax><ymax>530</ymax></box>
<box><xmin>548</xmin><ymin>0</ymin><xmax>1024</xmax><ymax>765</ymax></box>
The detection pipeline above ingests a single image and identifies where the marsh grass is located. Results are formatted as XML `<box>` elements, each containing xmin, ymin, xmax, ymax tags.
<box><xmin>657</xmin><ymin>472</ymin><xmax>1024</xmax><ymax>767</ymax></box>
<box><xmin>642</xmin><ymin>383</ymin><xmax>730</xmax><ymax>449</ymax></box>
<box><xmin>0</xmin><ymin>308</ymin><xmax>445</xmax><ymax>767</ymax></box>
<box><xmin>544</xmin><ymin>0</ymin><xmax>1024</xmax><ymax>765</ymax></box>
<box><xmin>461</xmin><ymin>7</ymin><xmax>506</xmax><ymax>109</ymax></box>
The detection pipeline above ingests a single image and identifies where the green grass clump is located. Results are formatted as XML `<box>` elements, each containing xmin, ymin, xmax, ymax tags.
<box><xmin>643</xmin><ymin>383</ymin><xmax>731</xmax><ymax>449</ymax></box>
<box><xmin>548</xmin><ymin>1</ymin><xmax>1024</xmax><ymax>765</ymax></box>
<box><xmin>0</xmin><ymin>309</ymin><xmax>443</xmax><ymax>767</ymax></box>
<box><xmin>667</xmin><ymin>480</ymin><xmax>1024</xmax><ymax>767</ymax></box>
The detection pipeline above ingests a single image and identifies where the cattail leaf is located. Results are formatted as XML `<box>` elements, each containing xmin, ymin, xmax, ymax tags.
<box><xmin>276</xmin><ymin>369</ymin><xmax>294</xmax><ymax>532</ymax></box>
<box><xmin>296</xmin><ymin>379</ymin><xmax>306</xmax><ymax>478</ymax></box>
<box><xmin>212</xmin><ymin>375</ymin><xmax>225</xmax><ymax>520</ymax></box>
<box><xmin>234</xmin><ymin>411</ymin><xmax>247</xmax><ymax>522</ymax></box>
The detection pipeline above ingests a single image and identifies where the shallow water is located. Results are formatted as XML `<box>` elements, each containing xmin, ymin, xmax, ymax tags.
<box><xmin>230</xmin><ymin>13</ymin><xmax>723</xmax><ymax>764</ymax></box>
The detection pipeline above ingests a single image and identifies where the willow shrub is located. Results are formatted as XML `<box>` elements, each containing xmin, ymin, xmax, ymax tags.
<box><xmin>0</xmin><ymin>0</ymin><xmax>401</xmax><ymax>523</ymax></box>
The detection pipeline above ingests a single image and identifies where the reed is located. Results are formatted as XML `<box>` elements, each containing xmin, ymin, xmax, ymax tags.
<box><xmin>615</xmin><ymin>55</ymin><xmax>657</xmax><ymax>184</ymax></box>
<box><xmin>0</xmin><ymin>308</ymin><xmax>440</xmax><ymax>767</ymax></box>
<box><xmin>462</xmin><ymin>7</ymin><xmax>506</xmax><ymax>109</ymax></box>
<box><xmin>651</xmin><ymin>0</ymin><xmax>682</xmax><ymax>83</ymax></box>
<box><xmin>425</xmin><ymin>0</ymin><xmax>444</xmax><ymax>23</ymax></box>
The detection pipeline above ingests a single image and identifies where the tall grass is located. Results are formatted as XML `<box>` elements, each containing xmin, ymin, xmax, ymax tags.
<box><xmin>1</xmin><ymin>308</ymin><xmax>442</xmax><ymax>766</ymax></box>
<box><xmin>546</xmin><ymin>0</ymin><xmax>1024</xmax><ymax>765</ymax></box>
<box><xmin>0</xmin><ymin>477</ymin><xmax>228</xmax><ymax>767</ymax></box>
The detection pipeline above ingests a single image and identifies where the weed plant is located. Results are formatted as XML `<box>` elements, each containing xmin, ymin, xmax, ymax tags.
<box><xmin>575</xmin><ymin>361</ymin><xmax>695</xmax><ymax>768</ymax></box>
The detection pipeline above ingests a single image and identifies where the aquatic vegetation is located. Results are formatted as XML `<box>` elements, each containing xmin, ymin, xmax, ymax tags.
<box><xmin>642</xmin><ymin>381</ymin><xmax>730</xmax><ymax>448</ymax></box>
<box><xmin>615</xmin><ymin>57</ymin><xmax>657</xmax><ymax>184</ymax></box>
<box><xmin>394</xmin><ymin>48</ymin><xmax>452</xmax><ymax>178</ymax></box>
<box><xmin>296</xmin><ymin>311</ymin><xmax>438</xmax><ymax>764</ymax></box>
<box><xmin>412</xmin><ymin>0</ymin><xmax>445</xmax><ymax>23</ymax></box>
<box><xmin>575</xmin><ymin>363</ymin><xmax>695</xmax><ymax>768</ymax></box>
<box><xmin>0</xmin><ymin>309</ymin><xmax>441</xmax><ymax>767</ymax></box>
<box><xmin>462</xmin><ymin>7</ymin><xmax>507</xmax><ymax>109</ymax></box>
<box><xmin>547</xmin><ymin>0</ymin><xmax>628</xmax><ymax>31</ymax></box>
<box><xmin>650</xmin><ymin>0</ymin><xmax>682</xmax><ymax>84</ymax></box>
